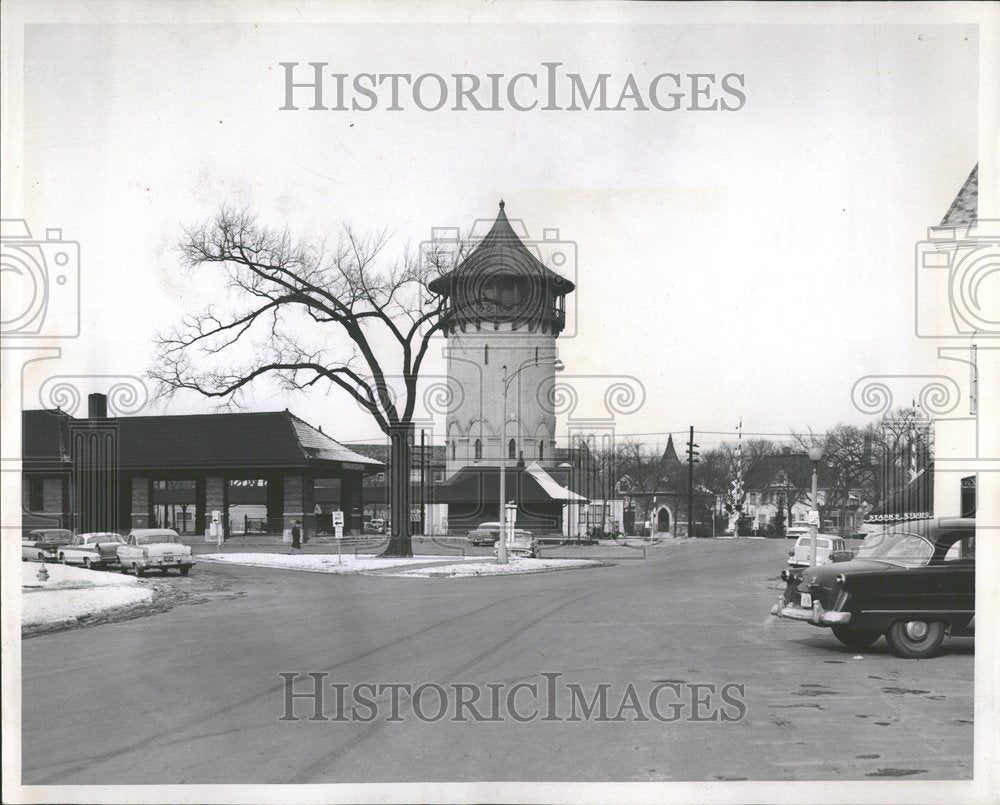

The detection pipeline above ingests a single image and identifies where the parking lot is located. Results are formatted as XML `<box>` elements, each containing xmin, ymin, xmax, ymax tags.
<box><xmin>21</xmin><ymin>538</ymin><xmax>973</xmax><ymax>783</ymax></box>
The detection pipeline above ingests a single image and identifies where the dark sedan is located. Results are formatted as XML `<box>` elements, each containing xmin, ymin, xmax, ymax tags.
<box><xmin>771</xmin><ymin>518</ymin><xmax>974</xmax><ymax>658</ymax></box>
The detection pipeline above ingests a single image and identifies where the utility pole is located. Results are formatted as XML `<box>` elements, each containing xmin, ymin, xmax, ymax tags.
<box><xmin>419</xmin><ymin>428</ymin><xmax>426</xmax><ymax>536</ymax></box>
<box><xmin>686</xmin><ymin>426</ymin><xmax>699</xmax><ymax>537</ymax></box>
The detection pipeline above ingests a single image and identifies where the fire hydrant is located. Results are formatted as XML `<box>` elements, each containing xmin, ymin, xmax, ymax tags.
<box><xmin>36</xmin><ymin>562</ymin><xmax>49</xmax><ymax>583</ymax></box>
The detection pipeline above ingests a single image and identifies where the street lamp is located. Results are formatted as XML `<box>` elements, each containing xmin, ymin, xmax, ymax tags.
<box><xmin>499</xmin><ymin>356</ymin><xmax>564</xmax><ymax>563</ymax></box>
<box><xmin>808</xmin><ymin>444</ymin><xmax>824</xmax><ymax>567</ymax></box>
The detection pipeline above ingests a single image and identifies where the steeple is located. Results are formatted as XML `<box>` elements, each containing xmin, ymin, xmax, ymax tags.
<box><xmin>662</xmin><ymin>435</ymin><xmax>681</xmax><ymax>466</ymax></box>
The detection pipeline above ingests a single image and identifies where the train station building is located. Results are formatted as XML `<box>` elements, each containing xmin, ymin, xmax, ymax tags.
<box><xmin>21</xmin><ymin>393</ymin><xmax>382</xmax><ymax>538</ymax></box>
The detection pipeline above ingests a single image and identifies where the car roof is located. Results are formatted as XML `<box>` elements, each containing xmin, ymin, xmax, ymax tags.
<box><xmin>129</xmin><ymin>528</ymin><xmax>180</xmax><ymax>536</ymax></box>
<box><xmin>79</xmin><ymin>532</ymin><xmax>121</xmax><ymax>537</ymax></box>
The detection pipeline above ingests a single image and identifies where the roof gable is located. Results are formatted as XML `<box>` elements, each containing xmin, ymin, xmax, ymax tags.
<box><xmin>941</xmin><ymin>165</ymin><xmax>978</xmax><ymax>227</ymax></box>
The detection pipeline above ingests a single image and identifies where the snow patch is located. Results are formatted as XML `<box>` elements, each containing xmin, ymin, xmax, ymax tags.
<box><xmin>22</xmin><ymin>563</ymin><xmax>152</xmax><ymax>627</ymax></box>
<box><xmin>199</xmin><ymin>553</ymin><xmax>472</xmax><ymax>574</ymax></box>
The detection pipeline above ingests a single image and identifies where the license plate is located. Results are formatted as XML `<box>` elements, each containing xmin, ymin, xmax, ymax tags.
<box><xmin>800</xmin><ymin>593</ymin><xmax>812</xmax><ymax>608</ymax></box>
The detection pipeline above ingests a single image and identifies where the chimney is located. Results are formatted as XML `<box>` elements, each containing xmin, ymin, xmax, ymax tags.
<box><xmin>88</xmin><ymin>392</ymin><xmax>108</xmax><ymax>419</ymax></box>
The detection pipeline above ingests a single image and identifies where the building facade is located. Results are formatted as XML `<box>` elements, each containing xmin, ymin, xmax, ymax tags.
<box><xmin>21</xmin><ymin>393</ymin><xmax>382</xmax><ymax>538</ymax></box>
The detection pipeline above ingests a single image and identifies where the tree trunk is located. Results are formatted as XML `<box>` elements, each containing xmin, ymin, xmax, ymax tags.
<box><xmin>381</xmin><ymin>423</ymin><xmax>413</xmax><ymax>557</ymax></box>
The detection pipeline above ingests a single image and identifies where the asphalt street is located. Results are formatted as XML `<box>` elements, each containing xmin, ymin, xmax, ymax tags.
<box><xmin>21</xmin><ymin>539</ymin><xmax>973</xmax><ymax>783</ymax></box>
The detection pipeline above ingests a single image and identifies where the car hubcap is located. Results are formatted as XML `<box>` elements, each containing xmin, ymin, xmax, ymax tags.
<box><xmin>905</xmin><ymin>621</ymin><xmax>929</xmax><ymax>641</ymax></box>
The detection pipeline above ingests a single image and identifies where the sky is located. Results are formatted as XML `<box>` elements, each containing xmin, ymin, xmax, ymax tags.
<box><xmin>9</xmin><ymin>11</ymin><xmax>983</xmax><ymax>452</ymax></box>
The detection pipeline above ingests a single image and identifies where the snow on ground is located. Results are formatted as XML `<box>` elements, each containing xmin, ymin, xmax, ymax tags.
<box><xmin>381</xmin><ymin>558</ymin><xmax>597</xmax><ymax>578</ymax></box>
<box><xmin>199</xmin><ymin>553</ymin><xmax>472</xmax><ymax>574</ymax></box>
<box><xmin>22</xmin><ymin>562</ymin><xmax>153</xmax><ymax>627</ymax></box>
<box><xmin>199</xmin><ymin>552</ymin><xmax>597</xmax><ymax>577</ymax></box>
<box><xmin>22</xmin><ymin>562</ymin><xmax>139</xmax><ymax>589</ymax></box>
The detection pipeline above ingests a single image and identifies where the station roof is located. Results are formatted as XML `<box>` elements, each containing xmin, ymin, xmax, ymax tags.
<box><xmin>22</xmin><ymin>409</ymin><xmax>383</xmax><ymax>472</ymax></box>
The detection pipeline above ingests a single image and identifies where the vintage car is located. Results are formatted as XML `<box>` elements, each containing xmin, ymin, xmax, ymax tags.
<box><xmin>363</xmin><ymin>518</ymin><xmax>386</xmax><ymax>535</ymax></box>
<box><xmin>771</xmin><ymin>518</ymin><xmax>974</xmax><ymax>658</ymax></box>
<box><xmin>117</xmin><ymin>528</ymin><xmax>195</xmax><ymax>576</ymax></box>
<box><xmin>787</xmin><ymin>534</ymin><xmax>852</xmax><ymax>567</ymax></box>
<box><xmin>57</xmin><ymin>532</ymin><xmax>125</xmax><ymax>569</ymax></box>
<box><xmin>22</xmin><ymin>528</ymin><xmax>74</xmax><ymax>562</ymax></box>
<box><xmin>467</xmin><ymin>522</ymin><xmax>501</xmax><ymax>546</ymax></box>
<box><xmin>492</xmin><ymin>529</ymin><xmax>538</xmax><ymax>559</ymax></box>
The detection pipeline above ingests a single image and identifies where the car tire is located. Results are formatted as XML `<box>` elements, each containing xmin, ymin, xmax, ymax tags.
<box><xmin>60</xmin><ymin>554</ymin><xmax>67</xmax><ymax>564</ymax></box>
<box><xmin>885</xmin><ymin>619</ymin><xmax>946</xmax><ymax>659</ymax></box>
<box><xmin>134</xmin><ymin>564</ymin><xmax>145</xmax><ymax>578</ymax></box>
<box><xmin>83</xmin><ymin>558</ymin><xmax>92</xmax><ymax>570</ymax></box>
<box><xmin>180</xmin><ymin>566</ymin><xmax>190</xmax><ymax>576</ymax></box>
<box><xmin>831</xmin><ymin>625</ymin><xmax>881</xmax><ymax>651</ymax></box>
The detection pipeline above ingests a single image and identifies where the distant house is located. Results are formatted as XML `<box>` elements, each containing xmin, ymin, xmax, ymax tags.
<box><xmin>739</xmin><ymin>448</ymin><xmax>870</xmax><ymax>536</ymax></box>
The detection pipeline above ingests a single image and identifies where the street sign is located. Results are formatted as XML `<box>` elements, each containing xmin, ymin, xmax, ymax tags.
<box><xmin>335</xmin><ymin>525</ymin><xmax>343</xmax><ymax>540</ymax></box>
<box><xmin>808</xmin><ymin>510</ymin><xmax>820</xmax><ymax>526</ymax></box>
<box><xmin>332</xmin><ymin>510</ymin><xmax>344</xmax><ymax>526</ymax></box>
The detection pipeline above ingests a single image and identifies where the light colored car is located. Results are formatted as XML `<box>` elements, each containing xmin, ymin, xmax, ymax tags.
<box><xmin>784</xmin><ymin>526</ymin><xmax>811</xmax><ymax>541</ymax></box>
<box><xmin>22</xmin><ymin>528</ymin><xmax>74</xmax><ymax>562</ymax></box>
<box><xmin>787</xmin><ymin>534</ymin><xmax>850</xmax><ymax>567</ymax></box>
<box><xmin>118</xmin><ymin>528</ymin><xmax>195</xmax><ymax>577</ymax></box>
<box><xmin>492</xmin><ymin>529</ymin><xmax>537</xmax><ymax>558</ymax></box>
<box><xmin>58</xmin><ymin>532</ymin><xmax>125</xmax><ymax>569</ymax></box>
<box><xmin>363</xmin><ymin>518</ymin><xmax>386</xmax><ymax>534</ymax></box>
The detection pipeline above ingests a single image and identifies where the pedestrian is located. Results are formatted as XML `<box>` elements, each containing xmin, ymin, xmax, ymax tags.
<box><xmin>290</xmin><ymin>520</ymin><xmax>302</xmax><ymax>553</ymax></box>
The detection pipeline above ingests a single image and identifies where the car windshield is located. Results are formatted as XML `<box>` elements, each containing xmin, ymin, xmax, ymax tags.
<box><xmin>34</xmin><ymin>531</ymin><xmax>72</xmax><ymax>542</ymax></box>
<box><xmin>856</xmin><ymin>531</ymin><xmax>934</xmax><ymax>565</ymax></box>
<box><xmin>136</xmin><ymin>533</ymin><xmax>180</xmax><ymax>544</ymax></box>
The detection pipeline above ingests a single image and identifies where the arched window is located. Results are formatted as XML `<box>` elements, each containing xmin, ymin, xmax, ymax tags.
<box><xmin>484</xmin><ymin>344</ymin><xmax>489</xmax><ymax>365</ymax></box>
<box><xmin>539</xmin><ymin>440</ymin><xmax>545</xmax><ymax>460</ymax></box>
<box><xmin>474</xmin><ymin>439</ymin><xmax>482</xmax><ymax>461</ymax></box>
<box><xmin>508</xmin><ymin>439</ymin><xmax>516</xmax><ymax>460</ymax></box>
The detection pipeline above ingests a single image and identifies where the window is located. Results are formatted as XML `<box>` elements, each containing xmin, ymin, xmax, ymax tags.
<box><xmin>28</xmin><ymin>477</ymin><xmax>44</xmax><ymax>511</ymax></box>
<box><xmin>509</xmin><ymin>439</ymin><xmax>516</xmax><ymax>460</ymax></box>
<box><xmin>474</xmin><ymin>439</ymin><xmax>482</xmax><ymax>460</ymax></box>
<box><xmin>534</xmin><ymin>346</ymin><xmax>539</xmax><ymax>365</ymax></box>
<box><xmin>539</xmin><ymin>440</ymin><xmax>545</xmax><ymax>460</ymax></box>
<box><xmin>484</xmin><ymin>344</ymin><xmax>489</xmax><ymax>365</ymax></box>
<box><xmin>451</xmin><ymin>441</ymin><xmax>456</xmax><ymax>461</ymax></box>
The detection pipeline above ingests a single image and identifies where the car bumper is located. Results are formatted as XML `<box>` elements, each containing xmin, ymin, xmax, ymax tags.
<box><xmin>770</xmin><ymin>595</ymin><xmax>851</xmax><ymax>625</ymax></box>
<box><xmin>133</xmin><ymin>557</ymin><xmax>195</xmax><ymax>568</ymax></box>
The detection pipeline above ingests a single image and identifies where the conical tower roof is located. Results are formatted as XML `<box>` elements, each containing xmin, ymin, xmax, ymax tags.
<box><xmin>428</xmin><ymin>201</ymin><xmax>575</xmax><ymax>295</ymax></box>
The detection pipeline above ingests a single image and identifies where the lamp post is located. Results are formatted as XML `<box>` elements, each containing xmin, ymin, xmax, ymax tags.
<box><xmin>499</xmin><ymin>356</ymin><xmax>564</xmax><ymax>563</ymax></box>
<box><xmin>808</xmin><ymin>445</ymin><xmax>824</xmax><ymax>567</ymax></box>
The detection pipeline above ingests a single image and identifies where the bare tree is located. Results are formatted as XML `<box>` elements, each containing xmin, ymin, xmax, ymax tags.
<box><xmin>150</xmin><ymin>207</ymin><xmax>459</xmax><ymax>556</ymax></box>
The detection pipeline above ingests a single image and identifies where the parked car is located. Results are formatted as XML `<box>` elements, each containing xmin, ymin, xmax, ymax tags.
<box><xmin>118</xmin><ymin>528</ymin><xmax>195</xmax><ymax>577</ymax></box>
<box><xmin>56</xmin><ymin>531</ymin><xmax>125</xmax><ymax>570</ymax></box>
<box><xmin>492</xmin><ymin>529</ymin><xmax>538</xmax><ymax>558</ymax></box>
<box><xmin>787</xmin><ymin>534</ymin><xmax>851</xmax><ymax>567</ymax></box>
<box><xmin>771</xmin><ymin>518</ymin><xmax>975</xmax><ymax>658</ymax></box>
<box><xmin>57</xmin><ymin>532</ymin><xmax>125</xmax><ymax>569</ymax></box>
<box><xmin>784</xmin><ymin>526</ymin><xmax>811</xmax><ymax>541</ymax></box>
<box><xmin>363</xmin><ymin>518</ymin><xmax>386</xmax><ymax>535</ymax></box>
<box><xmin>466</xmin><ymin>522</ymin><xmax>501</xmax><ymax>546</ymax></box>
<box><xmin>22</xmin><ymin>528</ymin><xmax>74</xmax><ymax>562</ymax></box>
